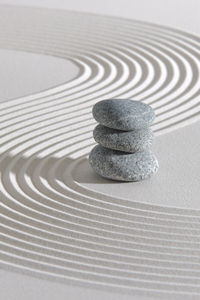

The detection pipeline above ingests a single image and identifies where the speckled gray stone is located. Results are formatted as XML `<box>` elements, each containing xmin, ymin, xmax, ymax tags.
<box><xmin>93</xmin><ymin>124</ymin><xmax>154</xmax><ymax>153</ymax></box>
<box><xmin>89</xmin><ymin>145</ymin><xmax>159</xmax><ymax>182</ymax></box>
<box><xmin>92</xmin><ymin>99</ymin><xmax>155</xmax><ymax>131</ymax></box>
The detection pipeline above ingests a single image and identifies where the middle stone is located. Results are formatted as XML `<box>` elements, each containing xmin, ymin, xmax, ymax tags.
<box><xmin>93</xmin><ymin>124</ymin><xmax>154</xmax><ymax>153</ymax></box>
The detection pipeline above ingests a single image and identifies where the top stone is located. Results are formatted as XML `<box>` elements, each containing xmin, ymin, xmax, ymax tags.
<box><xmin>92</xmin><ymin>99</ymin><xmax>155</xmax><ymax>131</ymax></box>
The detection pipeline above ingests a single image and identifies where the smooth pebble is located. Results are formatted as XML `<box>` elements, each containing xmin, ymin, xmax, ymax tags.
<box><xmin>92</xmin><ymin>99</ymin><xmax>155</xmax><ymax>131</ymax></box>
<box><xmin>93</xmin><ymin>124</ymin><xmax>154</xmax><ymax>153</ymax></box>
<box><xmin>89</xmin><ymin>145</ymin><xmax>159</xmax><ymax>182</ymax></box>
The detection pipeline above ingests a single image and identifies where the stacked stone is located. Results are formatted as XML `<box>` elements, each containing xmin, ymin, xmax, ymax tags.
<box><xmin>89</xmin><ymin>99</ymin><xmax>159</xmax><ymax>182</ymax></box>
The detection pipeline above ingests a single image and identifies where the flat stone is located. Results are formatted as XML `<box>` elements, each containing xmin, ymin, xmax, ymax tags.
<box><xmin>92</xmin><ymin>99</ymin><xmax>155</xmax><ymax>131</ymax></box>
<box><xmin>93</xmin><ymin>124</ymin><xmax>154</xmax><ymax>153</ymax></box>
<box><xmin>89</xmin><ymin>145</ymin><xmax>159</xmax><ymax>182</ymax></box>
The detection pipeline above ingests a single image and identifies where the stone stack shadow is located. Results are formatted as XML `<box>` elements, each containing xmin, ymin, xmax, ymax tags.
<box><xmin>89</xmin><ymin>99</ymin><xmax>159</xmax><ymax>181</ymax></box>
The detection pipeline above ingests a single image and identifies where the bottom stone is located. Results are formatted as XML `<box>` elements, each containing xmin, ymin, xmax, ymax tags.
<box><xmin>89</xmin><ymin>145</ymin><xmax>159</xmax><ymax>182</ymax></box>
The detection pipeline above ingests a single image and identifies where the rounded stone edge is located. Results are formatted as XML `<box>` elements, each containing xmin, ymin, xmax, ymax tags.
<box><xmin>89</xmin><ymin>145</ymin><xmax>159</xmax><ymax>182</ymax></box>
<box><xmin>93</xmin><ymin>124</ymin><xmax>154</xmax><ymax>153</ymax></box>
<box><xmin>92</xmin><ymin>99</ymin><xmax>156</xmax><ymax>131</ymax></box>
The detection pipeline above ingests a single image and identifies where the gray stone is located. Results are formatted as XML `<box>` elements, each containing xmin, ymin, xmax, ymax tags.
<box><xmin>93</xmin><ymin>124</ymin><xmax>154</xmax><ymax>153</ymax></box>
<box><xmin>89</xmin><ymin>145</ymin><xmax>159</xmax><ymax>182</ymax></box>
<box><xmin>92</xmin><ymin>99</ymin><xmax>155</xmax><ymax>131</ymax></box>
